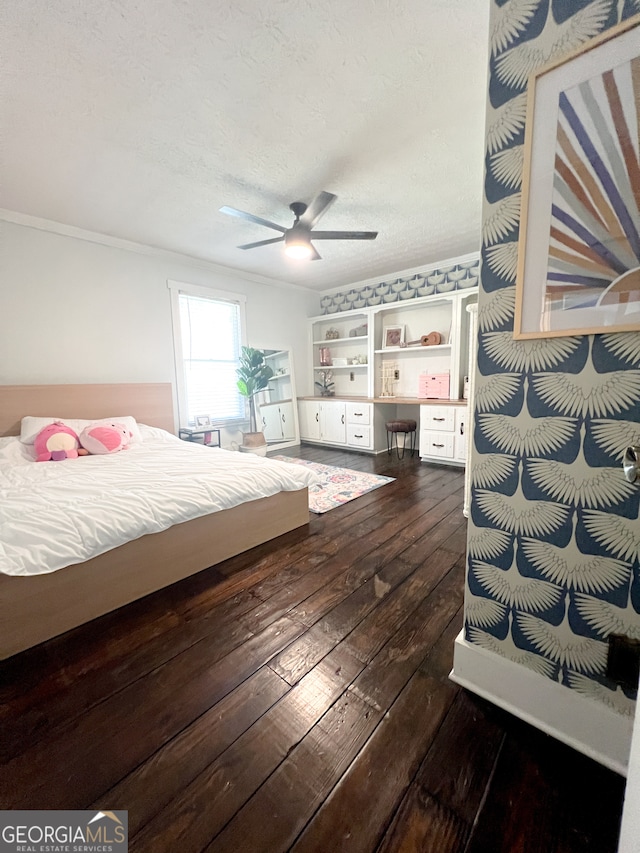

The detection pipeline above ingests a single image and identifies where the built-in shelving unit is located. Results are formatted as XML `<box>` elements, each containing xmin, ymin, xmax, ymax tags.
<box><xmin>302</xmin><ymin>254</ymin><xmax>479</xmax><ymax>459</ymax></box>
<box><xmin>307</xmin><ymin>289</ymin><xmax>477</xmax><ymax>401</ymax></box>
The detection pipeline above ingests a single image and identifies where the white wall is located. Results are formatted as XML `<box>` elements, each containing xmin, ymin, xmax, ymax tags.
<box><xmin>0</xmin><ymin>220</ymin><xmax>317</xmax><ymax>440</ymax></box>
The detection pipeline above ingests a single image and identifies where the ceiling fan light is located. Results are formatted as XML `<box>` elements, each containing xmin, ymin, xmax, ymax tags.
<box><xmin>284</xmin><ymin>229</ymin><xmax>313</xmax><ymax>260</ymax></box>
<box><xmin>284</xmin><ymin>243</ymin><xmax>313</xmax><ymax>260</ymax></box>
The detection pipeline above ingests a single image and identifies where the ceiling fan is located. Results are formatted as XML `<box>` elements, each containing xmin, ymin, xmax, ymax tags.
<box><xmin>219</xmin><ymin>191</ymin><xmax>378</xmax><ymax>260</ymax></box>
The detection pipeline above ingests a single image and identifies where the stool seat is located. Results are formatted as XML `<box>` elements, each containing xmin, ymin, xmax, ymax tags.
<box><xmin>385</xmin><ymin>420</ymin><xmax>417</xmax><ymax>459</ymax></box>
<box><xmin>385</xmin><ymin>419</ymin><xmax>417</xmax><ymax>433</ymax></box>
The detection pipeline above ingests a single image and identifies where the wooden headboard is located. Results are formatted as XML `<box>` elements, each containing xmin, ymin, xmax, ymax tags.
<box><xmin>0</xmin><ymin>383</ymin><xmax>175</xmax><ymax>436</ymax></box>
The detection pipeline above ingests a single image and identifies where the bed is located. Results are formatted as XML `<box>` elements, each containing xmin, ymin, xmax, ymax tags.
<box><xmin>0</xmin><ymin>383</ymin><xmax>313</xmax><ymax>660</ymax></box>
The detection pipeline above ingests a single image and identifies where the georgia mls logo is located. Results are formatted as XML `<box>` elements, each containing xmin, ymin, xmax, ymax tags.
<box><xmin>0</xmin><ymin>809</ymin><xmax>128</xmax><ymax>852</ymax></box>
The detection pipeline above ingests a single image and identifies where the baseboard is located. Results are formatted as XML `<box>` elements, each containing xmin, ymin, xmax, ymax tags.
<box><xmin>450</xmin><ymin>631</ymin><xmax>634</xmax><ymax>776</ymax></box>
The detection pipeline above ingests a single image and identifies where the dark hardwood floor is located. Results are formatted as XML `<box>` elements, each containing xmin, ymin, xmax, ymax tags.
<box><xmin>0</xmin><ymin>445</ymin><xmax>626</xmax><ymax>852</ymax></box>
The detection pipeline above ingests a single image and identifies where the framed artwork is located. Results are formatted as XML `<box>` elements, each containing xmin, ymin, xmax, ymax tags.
<box><xmin>195</xmin><ymin>415</ymin><xmax>211</xmax><ymax>427</ymax></box>
<box><xmin>514</xmin><ymin>16</ymin><xmax>640</xmax><ymax>339</ymax></box>
<box><xmin>383</xmin><ymin>325</ymin><xmax>405</xmax><ymax>348</ymax></box>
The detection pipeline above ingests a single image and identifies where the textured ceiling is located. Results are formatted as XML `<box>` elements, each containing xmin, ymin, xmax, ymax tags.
<box><xmin>1</xmin><ymin>0</ymin><xmax>489</xmax><ymax>291</ymax></box>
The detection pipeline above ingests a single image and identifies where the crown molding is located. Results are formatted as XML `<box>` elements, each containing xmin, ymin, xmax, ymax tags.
<box><xmin>0</xmin><ymin>209</ymin><xmax>314</xmax><ymax>295</ymax></box>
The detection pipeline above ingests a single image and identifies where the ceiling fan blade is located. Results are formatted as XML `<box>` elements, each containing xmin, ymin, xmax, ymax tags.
<box><xmin>309</xmin><ymin>243</ymin><xmax>322</xmax><ymax>261</ymax></box>
<box><xmin>298</xmin><ymin>192</ymin><xmax>337</xmax><ymax>229</ymax></box>
<box><xmin>219</xmin><ymin>206</ymin><xmax>287</xmax><ymax>234</ymax></box>
<box><xmin>309</xmin><ymin>230</ymin><xmax>378</xmax><ymax>240</ymax></box>
<box><xmin>238</xmin><ymin>236</ymin><xmax>284</xmax><ymax>250</ymax></box>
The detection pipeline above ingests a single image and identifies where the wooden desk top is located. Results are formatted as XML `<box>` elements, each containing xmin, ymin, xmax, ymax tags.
<box><xmin>297</xmin><ymin>396</ymin><xmax>467</xmax><ymax>406</ymax></box>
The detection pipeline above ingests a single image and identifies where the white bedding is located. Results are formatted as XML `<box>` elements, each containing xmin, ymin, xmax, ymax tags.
<box><xmin>0</xmin><ymin>426</ymin><xmax>318</xmax><ymax>577</ymax></box>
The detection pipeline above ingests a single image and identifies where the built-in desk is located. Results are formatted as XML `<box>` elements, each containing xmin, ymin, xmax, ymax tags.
<box><xmin>297</xmin><ymin>396</ymin><xmax>468</xmax><ymax>463</ymax></box>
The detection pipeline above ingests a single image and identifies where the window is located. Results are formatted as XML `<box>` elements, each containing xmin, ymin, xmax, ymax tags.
<box><xmin>169</xmin><ymin>282</ymin><xmax>246</xmax><ymax>425</ymax></box>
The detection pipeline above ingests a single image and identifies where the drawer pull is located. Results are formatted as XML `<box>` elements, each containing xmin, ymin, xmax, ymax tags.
<box><xmin>433</xmin><ymin>417</ymin><xmax>446</xmax><ymax>422</ymax></box>
<box><xmin>315</xmin><ymin>413</ymin><xmax>319</xmax><ymax>422</ymax></box>
<box><xmin>341</xmin><ymin>414</ymin><xmax>345</xmax><ymax>424</ymax></box>
<box><xmin>354</xmin><ymin>434</ymin><xmax>363</xmax><ymax>439</ymax></box>
<box><xmin>433</xmin><ymin>443</ymin><xmax>445</xmax><ymax>448</ymax></box>
<box><xmin>460</xmin><ymin>423</ymin><xmax>464</xmax><ymax>435</ymax></box>
<box><xmin>353</xmin><ymin>412</ymin><xmax>363</xmax><ymax>416</ymax></box>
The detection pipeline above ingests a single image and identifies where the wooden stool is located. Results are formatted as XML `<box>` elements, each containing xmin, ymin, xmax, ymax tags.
<box><xmin>386</xmin><ymin>419</ymin><xmax>417</xmax><ymax>459</ymax></box>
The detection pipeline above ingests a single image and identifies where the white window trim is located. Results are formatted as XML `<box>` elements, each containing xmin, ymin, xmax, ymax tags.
<box><xmin>168</xmin><ymin>280</ymin><xmax>248</xmax><ymax>428</ymax></box>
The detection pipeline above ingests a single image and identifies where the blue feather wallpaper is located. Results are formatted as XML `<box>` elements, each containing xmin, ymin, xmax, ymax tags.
<box><xmin>467</xmin><ymin>0</ymin><xmax>640</xmax><ymax>716</ymax></box>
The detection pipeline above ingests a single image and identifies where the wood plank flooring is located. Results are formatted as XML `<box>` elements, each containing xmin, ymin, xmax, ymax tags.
<box><xmin>0</xmin><ymin>444</ymin><xmax>626</xmax><ymax>852</ymax></box>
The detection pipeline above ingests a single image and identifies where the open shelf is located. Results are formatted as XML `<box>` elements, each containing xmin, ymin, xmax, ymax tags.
<box><xmin>314</xmin><ymin>364</ymin><xmax>367</xmax><ymax>371</ymax></box>
<box><xmin>313</xmin><ymin>336</ymin><xmax>368</xmax><ymax>345</ymax></box>
<box><xmin>374</xmin><ymin>344</ymin><xmax>451</xmax><ymax>354</ymax></box>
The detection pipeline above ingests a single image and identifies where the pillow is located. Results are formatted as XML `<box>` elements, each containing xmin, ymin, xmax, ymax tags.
<box><xmin>79</xmin><ymin>422</ymin><xmax>131</xmax><ymax>455</ymax></box>
<box><xmin>20</xmin><ymin>415</ymin><xmax>142</xmax><ymax>445</ymax></box>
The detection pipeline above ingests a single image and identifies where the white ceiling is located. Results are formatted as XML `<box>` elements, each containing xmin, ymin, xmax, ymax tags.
<box><xmin>1</xmin><ymin>1</ymin><xmax>490</xmax><ymax>292</ymax></box>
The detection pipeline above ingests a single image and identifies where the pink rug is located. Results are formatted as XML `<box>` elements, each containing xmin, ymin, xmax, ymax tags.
<box><xmin>271</xmin><ymin>457</ymin><xmax>394</xmax><ymax>514</ymax></box>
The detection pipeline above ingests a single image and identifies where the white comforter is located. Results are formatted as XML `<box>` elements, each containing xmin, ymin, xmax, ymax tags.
<box><xmin>0</xmin><ymin>426</ymin><xmax>318</xmax><ymax>577</ymax></box>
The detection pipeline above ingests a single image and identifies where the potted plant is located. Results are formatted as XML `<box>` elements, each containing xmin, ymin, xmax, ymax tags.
<box><xmin>236</xmin><ymin>346</ymin><xmax>274</xmax><ymax>454</ymax></box>
<box><xmin>315</xmin><ymin>370</ymin><xmax>335</xmax><ymax>396</ymax></box>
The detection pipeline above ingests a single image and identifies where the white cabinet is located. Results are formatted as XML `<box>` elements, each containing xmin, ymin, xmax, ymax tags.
<box><xmin>298</xmin><ymin>399</ymin><xmax>383</xmax><ymax>452</ymax></box>
<box><xmin>298</xmin><ymin>399</ymin><xmax>346</xmax><ymax>444</ymax></box>
<box><xmin>319</xmin><ymin>401</ymin><xmax>346</xmax><ymax>445</ymax></box>
<box><xmin>346</xmin><ymin>402</ymin><xmax>373</xmax><ymax>450</ymax></box>
<box><xmin>420</xmin><ymin>404</ymin><xmax>467</xmax><ymax>465</ymax></box>
<box><xmin>260</xmin><ymin>401</ymin><xmax>295</xmax><ymax>443</ymax></box>
<box><xmin>454</xmin><ymin>407</ymin><xmax>467</xmax><ymax>462</ymax></box>
<box><xmin>298</xmin><ymin>400</ymin><xmax>321</xmax><ymax>441</ymax></box>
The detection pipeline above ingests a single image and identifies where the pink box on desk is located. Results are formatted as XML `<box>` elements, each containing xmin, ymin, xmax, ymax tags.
<box><xmin>418</xmin><ymin>372</ymin><xmax>450</xmax><ymax>399</ymax></box>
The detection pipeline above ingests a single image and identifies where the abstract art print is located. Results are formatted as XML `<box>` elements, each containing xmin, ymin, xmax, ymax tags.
<box><xmin>515</xmin><ymin>16</ymin><xmax>640</xmax><ymax>338</ymax></box>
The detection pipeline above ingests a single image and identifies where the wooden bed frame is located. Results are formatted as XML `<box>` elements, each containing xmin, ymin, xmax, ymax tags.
<box><xmin>0</xmin><ymin>383</ymin><xmax>309</xmax><ymax>659</ymax></box>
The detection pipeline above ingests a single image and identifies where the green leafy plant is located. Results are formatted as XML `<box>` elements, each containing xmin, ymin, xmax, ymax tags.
<box><xmin>236</xmin><ymin>347</ymin><xmax>274</xmax><ymax>434</ymax></box>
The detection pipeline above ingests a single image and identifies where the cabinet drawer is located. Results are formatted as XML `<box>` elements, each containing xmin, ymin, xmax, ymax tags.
<box><xmin>420</xmin><ymin>430</ymin><xmax>455</xmax><ymax>459</ymax></box>
<box><xmin>347</xmin><ymin>424</ymin><xmax>371</xmax><ymax>448</ymax></box>
<box><xmin>421</xmin><ymin>406</ymin><xmax>455</xmax><ymax>432</ymax></box>
<box><xmin>346</xmin><ymin>402</ymin><xmax>371</xmax><ymax>425</ymax></box>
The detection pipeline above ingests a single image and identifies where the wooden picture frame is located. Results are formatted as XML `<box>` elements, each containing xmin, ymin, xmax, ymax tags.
<box><xmin>514</xmin><ymin>16</ymin><xmax>640</xmax><ymax>339</ymax></box>
<box><xmin>383</xmin><ymin>325</ymin><xmax>405</xmax><ymax>348</ymax></box>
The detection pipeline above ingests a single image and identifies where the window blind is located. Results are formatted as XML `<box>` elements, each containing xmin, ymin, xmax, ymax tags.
<box><xmin>178</xmin><ymin>293</ymin><xmax>244</xmax><ymax>423</ymax></box>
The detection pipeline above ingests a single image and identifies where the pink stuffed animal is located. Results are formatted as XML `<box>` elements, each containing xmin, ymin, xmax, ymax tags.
<box><xmin>34</xmin><ymin>421</ymin><xmax>85</xmax><ymax>462</ymax></box>
<box><xmin>79</xmin><ymin>422</ymin><xmax>132</xmax><ymax>455</ymax></box>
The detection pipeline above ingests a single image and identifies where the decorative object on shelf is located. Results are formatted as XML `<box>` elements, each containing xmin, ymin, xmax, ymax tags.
<box><xmin>423</xmin><ymin>331</ymin><xmax>442</xmax><ymax>346</ymax></box>
<box><xmin>349</xmin><ymin>323</ymin><xmax>368</xmax><ymax>337</ymax></box>
<box><xmin>325</xmin><ymin>328</ymin><xmax>340</xmax><ymax>340</ymax></box>
<box><xmin>400</xmin><ymin>332</ymin><xmax>442</xmax><ymax>348</ymax></box>
<box><xmin>236</xmin><ymin>346</ymin><xmax>274</xmax><ymax>455</ymax></box>
<box><xmin>380</xmin><ymin>362</ymin><xmax>398</xmax><ymax>397</ymax></box>
<box><xmin>332</xmin><ymin>357</ymin><xmax>348</xmax><ymax>366</ymax></box>
<box><xmin>383</xmin><ymin>325</ymin><xmax>404</xmax><ymax>348</ymax></box>
<box><xmin>315</xmin><ymin>370</ymin><xmax>335</xmax><ymax>396</ymax></box>
<box><xmin>514</xmin><ymin>16</ymin><xmax>640</xmax><ymax>338</ymax></box>
<box><xmin>418</xmin><ymin>372</ymin><xmax>450</xmax><ymax>400</ymax></box>
<box><xmin>318</xmin><ymin>346</ymin><xmax>332</xmax><ymax>366</ymax></box>
<box><xmin>196</xmin><ymin>415</ymin><xmax>211</xmax><ymax>426</ymax></box>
